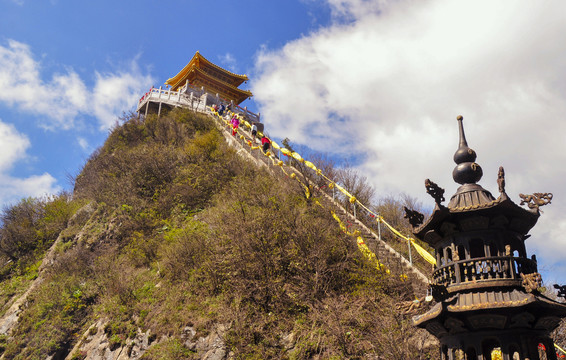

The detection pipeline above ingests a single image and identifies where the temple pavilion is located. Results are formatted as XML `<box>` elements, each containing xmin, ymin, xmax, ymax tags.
<box><xmin>165</xmin><ymin>51</ymin><xmax>252</xmax><ymax>105</ymax></box>
<box><xmin>409</xmin><ymin>116</ymin><xmax>566</xmax><ymax>360</ymax></box>
<box><xmin>136</xmin><ymin>51</ymin><xmax>257</xmax><ymax>120</ymax></box>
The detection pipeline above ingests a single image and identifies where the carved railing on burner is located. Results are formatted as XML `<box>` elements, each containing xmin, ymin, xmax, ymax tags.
<box><xmin>432</xmin><ymin>256</ymin><xmax>538</xmax><ymax>289</ymax></box>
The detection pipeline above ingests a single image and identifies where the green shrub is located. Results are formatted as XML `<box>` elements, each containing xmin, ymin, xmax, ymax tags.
<box><xmin>0</xmin><ymin>192</ymin><xmax>82</xmax><ymax>270</ymax></box>
<box><xmin>140</xmin><ymin>338</ymin><xmax>195</xmax><ymax>359</ymax></box>
<box><xmin>0</xmin><ymin>109</ymin><xmax>440</xmax><ymax>359</ymax></box>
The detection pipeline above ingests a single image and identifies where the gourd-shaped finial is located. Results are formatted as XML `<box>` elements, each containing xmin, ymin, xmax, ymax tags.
<box><xmin>452</xmin><ymin>115</ymin><xmax>483</xmax><ymax>185</ymax></box>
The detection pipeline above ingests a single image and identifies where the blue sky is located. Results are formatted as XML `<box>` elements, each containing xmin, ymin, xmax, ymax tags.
<box><xmin>2</xmin><ymin>0</ymin><xmax>566</xmax><ymax>285</ymax></box>
<box><xmin>0</xmin><ymin>0</ymin><xmax>331</xmax><ymax>203</ymax></box>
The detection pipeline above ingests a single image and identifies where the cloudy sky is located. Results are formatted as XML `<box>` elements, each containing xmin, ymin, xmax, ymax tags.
<box><xmin>1</xmin><ymin>0</ymin><xmax>565</xmax><ymax>283</ymax></box>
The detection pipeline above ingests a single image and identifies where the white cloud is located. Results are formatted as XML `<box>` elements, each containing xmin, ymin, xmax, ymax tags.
<box><xmin>0</xmin><ymin>121</ymin><xmax>30</xmax><ymax>172</ymax></box>
<box><xmin>0</xmin><ymin>119</ymin><xmax>59</xmax><ymax>205</ymax></box>
<box><xmin>0</xmin><ymin>173</ymin><xmax>60</xmax><ymax>206</ymax></box>
<box><xmin>0</xmin><ymin>40</ymin><xmax>88</xmax><ymax>129</ymax></box>
<box><xmin>77</xmin><ymin>137</ymin><xmax>89</xmax><ymax>151</ymax></box>
<box><xmin>253</xmin><ymin>0</ymin><xmax>566</xmax><ymax>281</ymax></box>
<box><xmin>324</xmin><ymin>0</ymin><xmax>392</xmax><ymax>21</ymax></box>
<box><xmin>0</xmin><ymin>40</ymin><xmax>154</xmax><ymax>131</ymax></box>
<box><xmin>0</xmin><ymin>40</ymin><xmax>154</xmax><ymax>210</ymax></box>
<box><xmin>92</xmin><ymin>61</ymin><xmax>154</xmax><ymax>130</ymax></box>
<box><xmin>218</xmin><ymin>53</ymin><xmax>238</xmax><ymax>73</ymax></box>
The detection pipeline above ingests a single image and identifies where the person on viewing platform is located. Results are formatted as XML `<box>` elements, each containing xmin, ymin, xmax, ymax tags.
<box><xmin>230</xmin><ymin>115</ymin><xmax>239</xmax><ymax>128</ymax></box>
<box><xmin>218</xmin><ymin>103</ymin><xmax>225</xmax><ymax>116</ymax></box>
<box><xmin>261</xmin><ymin>136</ymin><xmax>271</xmax><ymax>152</ymax></box>
<box><xmin>231</xmin><ymin>116</ymin><xmax>239</xmax><ymax>136</ymax></box>
<box><xmin>251</xmin><ymin>123</ymin><xmax>257</xmax><ymax>142</ymax></box>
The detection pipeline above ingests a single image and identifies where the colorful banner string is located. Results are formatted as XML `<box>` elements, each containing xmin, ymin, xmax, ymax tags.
<box><xmin>210</xmin><ymin>107</ymin><xmax>434</xmax><ymax>268</ymax></box>
<box><xmin>210</xmin><ymin>108</ymin><xmax>392</xmax><ymax>273</ymax></box>
<box><xmin>208</xmin><ymin>107</ymin><xmax>566</xmax><ymax>354</ymax></box>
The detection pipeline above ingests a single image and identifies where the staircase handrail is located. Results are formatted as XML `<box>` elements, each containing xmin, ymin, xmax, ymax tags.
<box><xmin>206</xmin><ymin>107</ymin><xmax>430</xmax><ymax>288</ymax></box>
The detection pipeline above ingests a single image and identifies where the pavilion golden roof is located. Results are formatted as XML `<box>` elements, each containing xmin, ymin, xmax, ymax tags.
<box><xmin>165</xmin><ymin>51</ymin><xmax>252</xmax><ymax>105</ymax></box>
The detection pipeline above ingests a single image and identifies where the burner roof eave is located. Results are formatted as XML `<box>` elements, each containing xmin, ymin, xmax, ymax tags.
<box><xmin>413</xmin><ymin>192</ymin><xmax>540</xmax><ymax>243</ymax></box>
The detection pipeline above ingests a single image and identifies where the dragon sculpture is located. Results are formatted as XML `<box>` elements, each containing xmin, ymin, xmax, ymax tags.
<box><xmin>425</xmin><ymin>178</ymin><xmax>445</xmax><ymax>205</ymax></box>
<box><xmin>519</xmin><ymin>193</ymin><xmax>553</xmax><ymax>210</ymax></box>
<box><xmin>404</xmin><ymin>206</ymin><xmax>424</xmax><ymax>227</ymax></box>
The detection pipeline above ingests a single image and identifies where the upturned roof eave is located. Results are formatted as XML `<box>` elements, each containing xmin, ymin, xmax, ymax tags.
<box><xmin>413</xmin><ymin>192</ymin><xmax>540</xmax><ymax>242</ymax></box>
<box><xmin>413</xmin><ymin>289</ymin><xmax>566</xmax><ymax>328</ymax></box>
<box><xmin>187</xmin><ymin>67</ymin><xmax>252</xmax><ymax>104</ymax></box>
<box><xmin>165</xmin><ymin>51</ymin><xmax>248</xmax><ymax>90</ymax></box>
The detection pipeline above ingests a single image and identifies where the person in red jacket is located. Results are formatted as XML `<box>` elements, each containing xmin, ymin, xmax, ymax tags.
<box><xmin>231</xmin><ymin>115</ymin><xmax>239</xmax><ymax>136</ymax></box>
<box><xmin>261</xmin><ymin>136</ymin><xmax>271</xmax><ymax>152</ymax></box>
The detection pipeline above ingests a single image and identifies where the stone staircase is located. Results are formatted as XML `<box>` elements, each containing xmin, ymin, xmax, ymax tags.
<box><xmin>137</xmin><ymin>93</ymin><xmax>432</xmax><ymax>296</ymax></box>
<box><xmin>206</xmin><ymin>109</ymin><xmax>431</xmax><ymax>296</ymax></box>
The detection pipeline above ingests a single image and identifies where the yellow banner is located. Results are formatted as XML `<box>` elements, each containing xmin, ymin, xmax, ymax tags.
<box><xmin>334</xmin><ymin>183</ymin><xmax>354</xmax><ymax>202</ymax></box>
<box><xmin>331</xmin><ymin>211</ymin><xmax>359</xmax><ymax>237</ymax></box>
<box><xmin>304</xmin><ymin>161</ymin><xmax>317</xmax><ymax>171</ymax></box>
<box><xmin>378</xmin><ymin>216</ymin><xmax>436</xmax><ymax>265</ymax></box>
<box><xmin>291</xmin><ymin>152</ymin><xmax>304</xmax><ymax>162</ymax></box>
<box><xmin>377</xmin><ymin>216</ymin><xmax>404</xmax><ymax>240</ymax></box>
<box><xmin>207</xmin><ymin>105</ymin><xmax>437</xmax><ymax>269</ymax></box>
<box><xmin>357</xmin><ymin>237</ymin><xmax>389</xmax><ymax>273</ymax></box>
<box><xmin>410</xmin><ymin>239</ymin><xmax>436</xmax><ymax>265</ymax></box>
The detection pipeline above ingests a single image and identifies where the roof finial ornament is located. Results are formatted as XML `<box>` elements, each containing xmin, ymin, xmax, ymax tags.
<box><xmin>497</xmin><ymin>166</ymin><xmax>506</xmax><ymax>193</ymax></box>
<box><xmin>456</xmin><ymin>115</ymin><xmax>468</xmax><ymax>148</ymax></box>
<box><xmin>452</xmin><ymin>115</ymin><xmax>483</xmax><ymax>185</ymax></box>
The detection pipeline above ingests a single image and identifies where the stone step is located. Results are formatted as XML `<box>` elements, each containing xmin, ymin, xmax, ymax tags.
<box><xmin>210</xmin><ymin>111</ymin><xmax>430</xmax><ymax>288</ymax></box>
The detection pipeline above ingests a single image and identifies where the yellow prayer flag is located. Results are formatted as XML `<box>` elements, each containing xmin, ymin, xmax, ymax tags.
<box><xmin>291</xmin><ymin>152</ymin><xmax>304</xmax><ymax>162</ymax></box>
<box><xmin>304</xmin><ymin>161</ymin><xmax>317</xmax><ymax>171</ymax></box>
<box><xmin>410</xmin><ymin>239</ymin><xmax>437</xmax><ymax>265</ymax></box>
<box><xmin>335</xmin><ymin>183</ymin><xmax>353</xmax><ymax>199</ymax></box>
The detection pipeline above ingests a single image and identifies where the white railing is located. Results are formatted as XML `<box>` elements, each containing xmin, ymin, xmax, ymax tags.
<box><xmin>137</xmin><ymin>83</ymin><xmax>260</xmax><ymax>123</ymax></box>
<box><xmin>137</xmin><ymin>88</ymin><xmax>206</xmax><ymax>114</ymax></box>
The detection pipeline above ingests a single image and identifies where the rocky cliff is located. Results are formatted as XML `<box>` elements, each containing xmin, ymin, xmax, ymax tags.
<box><xmin>0</xmin><ymin>109</ymin><xmax>437</xmax><ymax>359</ymax></box>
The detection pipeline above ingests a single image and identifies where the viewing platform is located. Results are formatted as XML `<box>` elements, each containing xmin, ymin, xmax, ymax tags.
<box><xmin>137</xmin><ymin>51</ymin><xmax>259</xmax><ymax>123</ymax></box>
<box><xmin>136</xmin><ymin>82</ymin><xmax>260</xmax><ymax>124</ymax></box>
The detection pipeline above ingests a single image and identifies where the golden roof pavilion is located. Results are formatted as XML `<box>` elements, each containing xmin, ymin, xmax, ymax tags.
<box><xmin>165</xmin><ymin>51</ymin><xmax>252</xmax><ymax>105</ymax></box>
